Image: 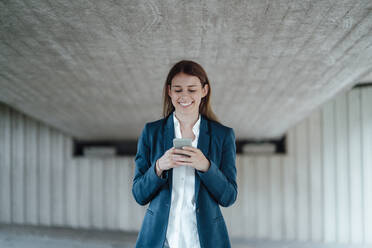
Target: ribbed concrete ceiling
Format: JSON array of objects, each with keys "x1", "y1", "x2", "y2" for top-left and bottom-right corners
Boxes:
[{"x1": 1, "y1": 0, "x2": 372, "y2": 140}]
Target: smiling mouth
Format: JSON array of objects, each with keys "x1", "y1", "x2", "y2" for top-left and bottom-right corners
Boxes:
[{"x1": 179, "y1": 101, "x2": 193, "y2": 107}]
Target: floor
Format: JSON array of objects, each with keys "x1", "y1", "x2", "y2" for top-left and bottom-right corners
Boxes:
[{"x1": 0, "y1": 224, "x2": 370, "y2": 248}]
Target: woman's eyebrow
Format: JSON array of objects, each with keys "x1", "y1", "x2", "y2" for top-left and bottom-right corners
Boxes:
[{"x1": 173, "y1": 84, "x2": 199, "y2": 87}]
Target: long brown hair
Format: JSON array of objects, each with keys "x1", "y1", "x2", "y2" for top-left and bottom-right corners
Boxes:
[{"x1": 162, "y1": 60, "x2": 219, "y2": 123}]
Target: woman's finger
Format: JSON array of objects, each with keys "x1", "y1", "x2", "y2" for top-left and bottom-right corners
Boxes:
[
  {"x1": 175, "y1": 160, "x2": 192, "y2": 165},
  {"x1": 182, "y1": 146, "x2": 198, "y2": 152},
  {"x1": 176, "y1": 156, "x2": 190, "y2": 162},
  {"x1": 172, "y1": 154, "x2": 185, "y2": 161},
  {"x1": 173, "y1": 148, "x2": 193, "y2": 157},
  {"x1": 167, "y1": 147, "x2": 175, "y2": 155}
]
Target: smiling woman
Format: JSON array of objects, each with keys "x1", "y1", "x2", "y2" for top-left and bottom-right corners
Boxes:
[
  {"x1": 132, "y1": 60, "x2": 237, "y2": 248},
  {"x1": 162, "y1": 60, "x2": 219, "y2": 123},
  {"x1": 166, "y1": 72, "x2": 209, "y2": 128}
]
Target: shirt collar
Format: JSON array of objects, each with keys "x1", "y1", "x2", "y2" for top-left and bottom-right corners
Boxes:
[{"x1": 173, "y1": 112, "x2": 201, "y2": 134}]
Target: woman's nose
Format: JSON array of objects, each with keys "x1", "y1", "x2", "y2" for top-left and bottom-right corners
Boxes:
[
  {"x1": 179, "y1": 92, "x2": 190, "y2": 98},
  {"x1": 181, "y1": 91, "x2": 189, "y2": 97}
]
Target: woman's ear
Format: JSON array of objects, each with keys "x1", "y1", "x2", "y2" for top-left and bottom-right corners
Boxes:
[
  {"x1": 167, "y1": 85, "x2": 172, "y2": 97},
  {"x1": 202, "y1": 84, "x2": 209, "y2": 98}
]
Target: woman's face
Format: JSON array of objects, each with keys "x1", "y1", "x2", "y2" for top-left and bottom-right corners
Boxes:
[{"x1": 168, "y1": 72, "x2": 208, "y2": 116}]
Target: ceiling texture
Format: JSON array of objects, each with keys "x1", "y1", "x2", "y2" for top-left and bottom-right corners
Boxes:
[{"x1": 1, "y1": 0, "x2": 372, "y2": 141}]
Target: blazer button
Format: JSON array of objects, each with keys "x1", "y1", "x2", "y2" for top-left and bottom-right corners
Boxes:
[{"x1": 196, "y1": 208, "x2": 199, "y2": 213}]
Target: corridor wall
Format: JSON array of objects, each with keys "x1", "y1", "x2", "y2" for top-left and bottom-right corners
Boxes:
[{"x1": 1, "y1": 86, "x2": 371, "y2": 244}]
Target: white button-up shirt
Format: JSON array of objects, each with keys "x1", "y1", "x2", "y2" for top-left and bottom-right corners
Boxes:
[{"x1": 165, "y1": 112, "x2": 201, "y2": 248}]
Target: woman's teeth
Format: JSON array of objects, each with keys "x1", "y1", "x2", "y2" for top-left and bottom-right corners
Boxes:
[{"x1": 179, "y1": 102, "x2": 192, "y2": 107}]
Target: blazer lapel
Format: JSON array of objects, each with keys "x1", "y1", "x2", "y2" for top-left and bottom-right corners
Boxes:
[
  {"x1": 164, "y1": 112, "x2": 175, "y2": 190},
  {"x1": 195, "y1": 114, "x2": 210, "y2": 203}
]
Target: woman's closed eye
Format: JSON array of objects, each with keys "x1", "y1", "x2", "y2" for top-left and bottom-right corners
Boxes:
[{"x1": 175, "y1": 90, "x2": 196, "y2": 93}]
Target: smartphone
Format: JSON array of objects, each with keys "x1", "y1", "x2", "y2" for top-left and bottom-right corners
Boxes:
[{"x1": 173, "y1": 138, "x2": 192, "y2": 157}]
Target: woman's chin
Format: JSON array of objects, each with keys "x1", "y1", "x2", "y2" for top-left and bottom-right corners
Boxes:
[{"x1": 176, "y1": 107, "x2": 196, "y2": 114}]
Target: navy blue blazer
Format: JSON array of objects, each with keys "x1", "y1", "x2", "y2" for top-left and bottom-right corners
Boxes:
[{"x1": 132, "y1": 112, "x2": 237, "y2": 248}]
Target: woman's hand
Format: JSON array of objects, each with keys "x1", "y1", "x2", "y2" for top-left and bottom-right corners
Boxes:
[
  {"x1": 156, "y1": 147, "x2": 182, "y2": 177},
  {"x1": 156, "y1": 146, "x2": 211, "y2": 177},
  {"x1": 172, "y1": 146, "x2": 211, "y2": 172}
]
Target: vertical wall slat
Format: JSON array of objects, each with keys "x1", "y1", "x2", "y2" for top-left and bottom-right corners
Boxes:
[
  {"x1": 237, "y1": 156, "x2": 248, "y2": 238},
  {"x1": 238, "y1": 156, "x2": 247, "y2": 238},
  {"x1": 335, "y1": 93, "x2": 350, "y2": 243},
  {"x1": 12, "y1": 110, "x2": 24, "y2": 224},
  {"x1": 246, "y1": 156, "x2": 256, "y2": 238},
  {"x1": 362, "y1": 87, "x2": 372, "y2": 244},
  {"x1": 112, "y1": 159, "x2": 119, "y2": 229},
  {"x1": 0, "y1": 105, "x2": 11, "y2": 223},
  {"x1": 65, "y1": 137, "x2": 78, "y2": 228},
  {"x1": 104, "y1": 158, "x2": 117, "y2": 229},
  {"x1": 270, "y1": 156, "x2": 282, "y2": 240},
  {"x1": 348, "y1": 89, "x2": 363, "y2": 243},
  {"x1": 38, "y1": 124, "x2": 51, "y2": 225},
  {"x1": 91, "y1": 159, "x2": 104, "y2": 229},
  {"x1": 296, "y1": 119, "x2": 309, "y2": 241},
  {"x1": 25, "y1": 117, "x2": 38, "y2": 225},
  {"x1": 322, "y1": 101, "x2": 337, "y2": 243},
  {"x1": 78, "y1": 158, "x2": 91, "y2": 228},
  {"x1": 117, "y1": 158, "x2": 128, "y2": 230},
  {"x1": 51, "y1": 130, "x2": 64, "y2": 226},
  {"x1": 127, "y1": 157, "x2": 137, "y2": 231},
  {"x1": 309, "y1": 109, "x2": 323, "y2": 242},
  {"x1": 256, "y1": 157, "x2": 269, "y2": 238},
  {"x1": 283, "y1": 129, "x2": 296, "y2": 240}
]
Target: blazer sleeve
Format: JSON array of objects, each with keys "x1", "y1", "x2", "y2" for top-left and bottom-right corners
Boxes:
[
  {"x1": 132, "y1": 123, "x2": 168, "y2": 206},
  {"x1": 197, "y1": 127, "x2": 237, "y2": 207}
]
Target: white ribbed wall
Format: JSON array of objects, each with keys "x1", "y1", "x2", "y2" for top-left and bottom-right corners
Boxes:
[
  {"x1": 0, "y1": 86, "x2": 372, "y2": 245},
  {"x1": 0, "y1": 105, "x2": 146, "y2": 231},
  {"x1": 223, "y1": 86, "x2": 372, "y2": 244}
]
